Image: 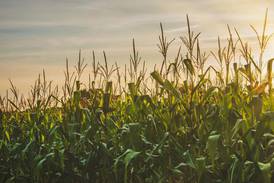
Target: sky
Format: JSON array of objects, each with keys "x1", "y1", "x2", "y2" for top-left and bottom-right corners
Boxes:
[{"x1": 0, "y1": 0, "x2": 273, "y2": 95}]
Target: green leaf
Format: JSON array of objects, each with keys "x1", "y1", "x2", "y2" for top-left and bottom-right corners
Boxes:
[
  {"x1": 232, "y1": 119, "x2": 243, "y2": 139},
  {"x1": 115, "y1": 149, "x2": 140, "y2": 168},
  {"x1": 128, "y1": 83, "x2": 137, "y2": 96},
  {"x1": 183, "y1": 59, "x2": 195, "y2": 75},
  {"x1": 182, "y1": 150, "x2": 196, "y2": 169},
  {"x1": 36, "y1": 153, "x2": 54, "y2": 170},
  {"x1": 196, "y1": 157, "x2": 206, "y2": 172},
  {"x1": 258, "y1": 162, "x2": 271, "y2": 183},
  {"x1": 267, "y1": 58, "x2": 274, "y2": 93},
  {"x1": 163, "y1": 80, "x2": 181, "y2": 100},
  {"x1": 5, "y1": 131, "x2": 10, "y2": 142},
  {"x1": 206, "y1": 133, "x2": 220, "y2": 162},
  {"x1": 124, "y1": 149, "x2": 140, "y2": 167},
  {"x1": 151, "y1": 71, "x2": 164, "y2": 85},
  {"x1": 22, "y1": 140, "x2": 35, "y2": 154},
  {"x1": 200, "y1": 87, "x2": 217, "y2": 104}
]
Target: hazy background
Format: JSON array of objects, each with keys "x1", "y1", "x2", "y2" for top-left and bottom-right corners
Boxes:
[{"x1": 0, "y1": 0, "x2": 273, "y2": 95}]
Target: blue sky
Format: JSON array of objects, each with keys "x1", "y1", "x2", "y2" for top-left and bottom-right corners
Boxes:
[{"x1": 0, "y1": 0, "x2": 273, "y2": 95}]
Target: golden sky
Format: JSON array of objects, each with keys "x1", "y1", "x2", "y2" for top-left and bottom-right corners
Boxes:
[{"x1": 0, "y1": 0, "x2": 273, "y2": 95}]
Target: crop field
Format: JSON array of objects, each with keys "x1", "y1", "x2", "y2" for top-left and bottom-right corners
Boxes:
[{"x1": 0, "y1": 14, "x2": 274, "y2": 183}]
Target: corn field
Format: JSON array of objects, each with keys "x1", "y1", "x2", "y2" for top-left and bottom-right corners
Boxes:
[{"x1": 0, "y1": 14, "x2": 274, "y2": 183}]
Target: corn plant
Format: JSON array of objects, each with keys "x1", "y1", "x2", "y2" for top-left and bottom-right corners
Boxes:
[{"x1": 0, "y1": 13, "x2": 273, "y2": 183}]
